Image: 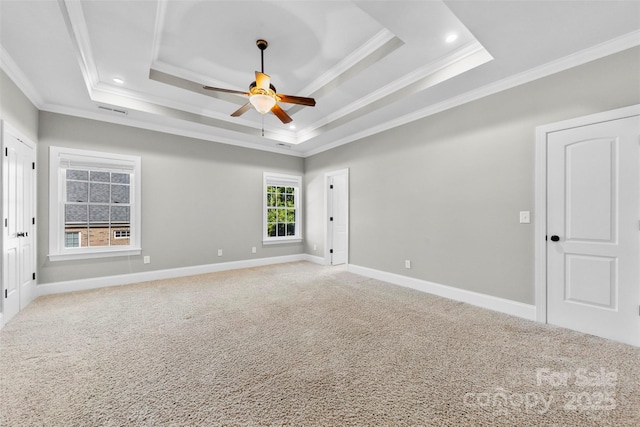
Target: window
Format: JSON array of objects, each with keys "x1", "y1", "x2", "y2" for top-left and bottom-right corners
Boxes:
[
  {"x1": 49, "y1": 146, "x2": 141, "y2": 261},
  {"x1": 263, "y1": 173, "x2": 302, "y2": 244},
  {"x1": 113, "y1": 230, "x2": 130, "y2": 239},
  {"x1": 65, "y1": 232, "x2": 81, "y2": 248}
]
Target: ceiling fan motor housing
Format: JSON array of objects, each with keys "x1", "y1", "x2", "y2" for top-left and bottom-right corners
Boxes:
[{"x1": 249, "y1": 81, "x2": 277, "y2": 93}]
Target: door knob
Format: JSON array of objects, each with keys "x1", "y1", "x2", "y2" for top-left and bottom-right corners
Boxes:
[{"x1": 550, "y1": 235, "x2": 560, "y2": 242}]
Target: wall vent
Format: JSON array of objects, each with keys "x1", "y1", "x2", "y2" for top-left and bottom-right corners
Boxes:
[{"x1": 98, "y1": 105, "x2": 128, "y2": 116}]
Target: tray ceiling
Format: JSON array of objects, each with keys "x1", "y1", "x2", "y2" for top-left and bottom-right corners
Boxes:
[{"x1": 1, "y1": 1, "x2": 639, "y2": 156}]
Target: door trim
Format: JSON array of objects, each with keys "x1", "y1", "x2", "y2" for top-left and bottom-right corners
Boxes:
[
  {"x1": 534, "y1": 104, "x2": 640, "y2": 323},
  {"x1": 324, "y1": 168, "x2": 349, "y2": 266}
]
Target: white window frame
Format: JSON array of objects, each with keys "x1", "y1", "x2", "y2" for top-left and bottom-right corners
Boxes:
[
  {"x1": 49, "y1": 146, "x2": 142, "y2": 261},
  {"x1": 263, "y1": 172, "x2": 302, "y2": 245}
]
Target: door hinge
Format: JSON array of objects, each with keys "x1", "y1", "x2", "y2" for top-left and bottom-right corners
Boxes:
[
  {"x1": 330, "y1": 217, "x2": 334, "y2": 222},
  {"x1": 32, "y1": 272, "x2": 36, "y2": 281},
  {"x1": 330, "y1": 249, "x2": 333, "y2": 254},
  {"x1": 4, "y1": 218, "x2": 7, "y2": 227},
  {"x1": 32, "y1": 217, "x2": 35, "y2": 225},
  {"x1": 32, "y1": 162, "x2": 35, "y2": 170},
  {"x1": 4, "y1": 147, "x2": 7, "y2": 156},
  {"x1": 330, "y1": 184, "x2": 334, "y2": 189},
  {"x1": 4, "y1": 289, "x2": 7, "y2": 298}
]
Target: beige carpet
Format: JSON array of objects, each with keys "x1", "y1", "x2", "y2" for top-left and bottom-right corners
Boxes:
[{"x1": 1, "y1": 261, "x2": 638, "y2": 426}]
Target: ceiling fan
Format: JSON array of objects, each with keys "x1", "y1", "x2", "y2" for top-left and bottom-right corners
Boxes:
[{"x1": 203, "y1": 39, "x2": 316, "y2": 124}]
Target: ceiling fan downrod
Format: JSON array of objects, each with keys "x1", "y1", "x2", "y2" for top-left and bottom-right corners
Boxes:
[{"x1": 256, "y1": 39, "x2": 268, "y2": 73}]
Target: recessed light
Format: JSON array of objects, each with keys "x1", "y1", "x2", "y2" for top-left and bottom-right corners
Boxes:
[
  {"x1": 445, "y1": 33, "x2": 458, "y2": 43},
  {"x1": 289, "y1": 124, "x2": 296, "y2": 130},
  {"x1": 112, "y1": 78, "x2": 124, "y2": 84}
]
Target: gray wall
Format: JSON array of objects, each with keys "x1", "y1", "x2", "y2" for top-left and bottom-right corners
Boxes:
[
  {"x1": 37, "y1": 113, "x2": 304, "y2": 284},
  {"x1": 0, "y1": 69, "x2": 38, "y2": 142},
  {"x1": 304, "y1": 46, "x2": 640, "y2": 305},
  {"x1": 4, "y1": 47, "x2": 640, "y2": 299}
]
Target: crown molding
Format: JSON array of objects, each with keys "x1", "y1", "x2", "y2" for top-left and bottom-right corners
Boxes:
[
  {"x1": 298, "y1": 29, "x2": 401, "y2": 98},
  {"x1": 150, "y1": 0, "x2": 169, "y2": 67},
  {"x1": 301, "y1": 29, "x2": 640, "y2": 157},
  {"x1": 39, "y1": 102, "x2": 304, "y2": 158},
  {"x1": 59, "y1": 0, "x2": 99, "y2": 93},
  {"x1": 0, "y1": 45, "x2": 44, "y2": 108},
  {"x1": 298, "y1": 41, "x2": 492, "y2": 143}
]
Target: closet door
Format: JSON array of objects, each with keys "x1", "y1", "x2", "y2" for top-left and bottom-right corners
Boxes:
[{"x1": 2, "y1": 122, "x2": 36, "y2": 325}]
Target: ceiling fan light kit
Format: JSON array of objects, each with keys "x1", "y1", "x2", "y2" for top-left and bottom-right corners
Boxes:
[
  {"x1": 250, "y1": 94, "x2": 276, "y2": 114},
  {"x1": 203, "y1": 39, "x2": 316, "y2": 124}
]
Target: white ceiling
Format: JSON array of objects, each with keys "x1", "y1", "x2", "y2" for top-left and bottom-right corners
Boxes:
[{"x1": 1, "y1": 1, "x2": 639, "y2": 157}]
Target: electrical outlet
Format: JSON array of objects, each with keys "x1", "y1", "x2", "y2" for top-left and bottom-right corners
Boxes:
[
  {"x1": 313, "y1": 244, "x2": 317, "y2": 251},
  {"x1": 405, "y1": 260, "x2": 411, "y2": 269},
  {"x1": 217, "y1": 249, "x2": 223, "y2": 257},
  {"x1": 519, "y1": 211, "x2": 531, "y2": 224},
  {"x1": 143, "y1": 256, "x2": 150, "y2": 264},
  {"x1": 252, "y1": 247, "x2": 256, "y2": 254}
]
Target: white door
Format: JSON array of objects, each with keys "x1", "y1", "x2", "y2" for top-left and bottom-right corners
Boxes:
[
  {"x1": 2, "y1": 122, "x2": 36, "y2": 325},
  {"x1": 327, "y1": 170, "x2": 349, "y2": 265},
  {"x1": 546, "y1": 115, "x2": 640, "y2": 346}
]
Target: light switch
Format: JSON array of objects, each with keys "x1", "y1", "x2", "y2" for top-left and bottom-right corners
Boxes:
[{"x1": 519, "y1": 211, "x2": 531, "y2": 224}]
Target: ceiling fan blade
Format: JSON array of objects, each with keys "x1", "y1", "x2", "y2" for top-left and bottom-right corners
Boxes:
[
  {"x1": 271, "y1": 103, "x2": 293, "y2": 124},
  {"x1": 255, "y1": 72, "x2": 271, "y2": 90},
  {"x1": 276, "y1": 94, "x2": 316, "y2": 107},
  {"x1": 203, "y1": 86, "x2": 249, "y2": 96},
  {"x1": 231, "y1": 102, "x2": 252, "y2": 117}
]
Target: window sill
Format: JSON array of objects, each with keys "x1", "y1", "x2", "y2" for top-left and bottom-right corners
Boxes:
[
  {"x1": 262, "y1": 238, "x2": 303, "y2": 246},
  {"x1": 48, "y1": 247, "x2": 142, "y2": 262}
]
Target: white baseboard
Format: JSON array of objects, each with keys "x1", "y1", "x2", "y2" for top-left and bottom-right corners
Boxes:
[
  {"x1": 302, "y1": 253, "x2": 326, "y2": 265},
  {"x1": 36, "y1": 254, "x2": 308, "y2": 297},
  {"x1": 348, "y1": 264, "x2": 536, "y2": 321},
  {"x1": 30, "y1": 258, "x2": 536, "y2": 322}
]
